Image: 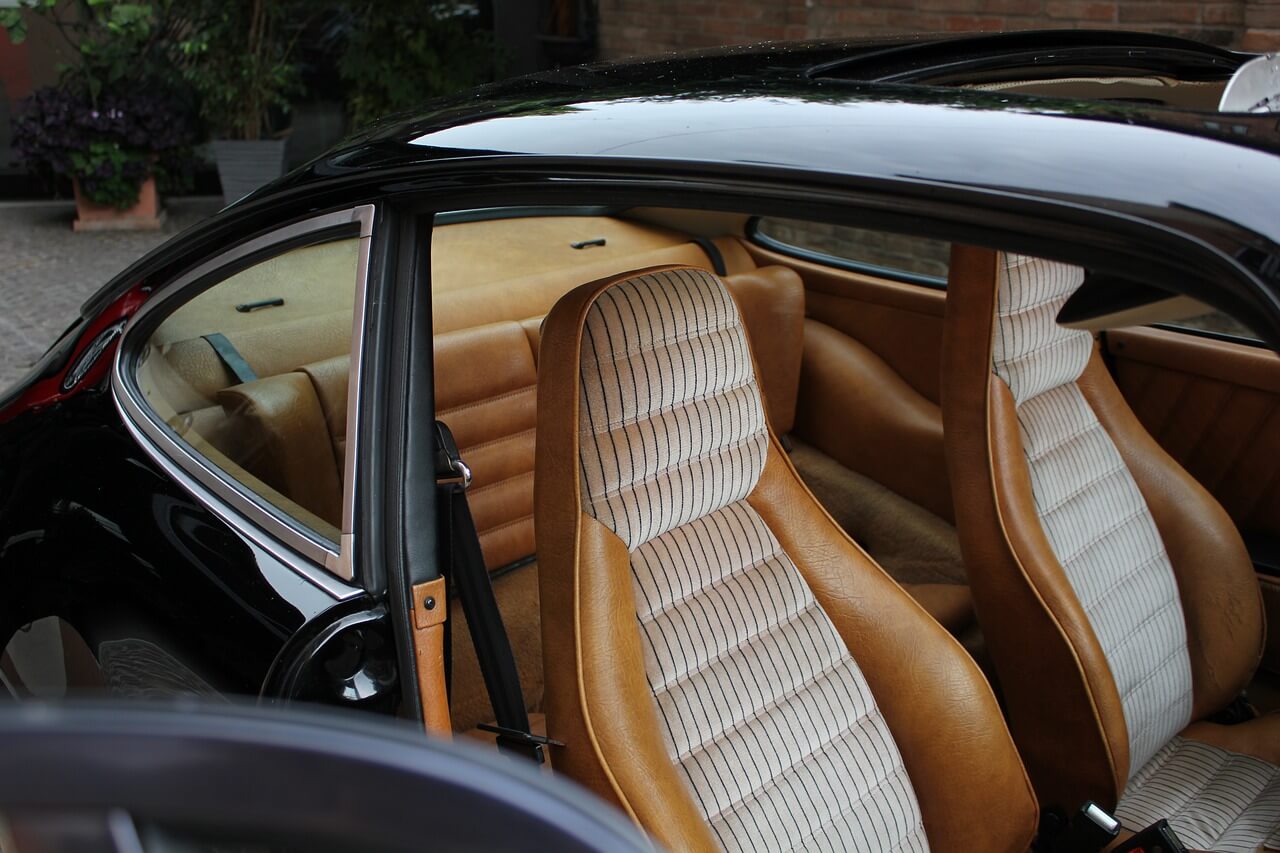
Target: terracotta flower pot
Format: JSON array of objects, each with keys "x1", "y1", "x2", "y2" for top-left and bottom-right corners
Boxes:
[{"x1": 72, "y1": 176, "x2": 165, "y2": 232}]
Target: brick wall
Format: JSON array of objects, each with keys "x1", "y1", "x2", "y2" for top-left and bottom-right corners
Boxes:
[{"x1": 598, "y1": 0, "x2": 1280, "y2": 58}]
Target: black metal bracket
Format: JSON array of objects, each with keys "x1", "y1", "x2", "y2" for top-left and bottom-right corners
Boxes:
[{"x1": 475, "y1": 723, "x2": 563, "y2": 765}]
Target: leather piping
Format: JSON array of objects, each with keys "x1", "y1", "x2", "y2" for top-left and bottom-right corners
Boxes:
[
  {"x1": 986, "y1": 377, "x2": 1124, "y2": 789},
  {"x1": 552, "y1": 264, "x2": 694, "y2": 825},
  {"x1": 944, "y1": 244, "x2": 1126, "y2": 802}
]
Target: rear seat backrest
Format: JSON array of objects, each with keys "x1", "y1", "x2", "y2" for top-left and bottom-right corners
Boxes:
[
  {"x1": 217, "y1": 372, "x2": 344, "y2": 526},
  {"x1": 211, "y1": 262, "x2": 808, "y2": 579},
  {"x1": 161, "y1": 310, "x2": 353, "y2": 409},
  {"x1": 434, "y1": 322, "x2": 540, "y2": 571}
]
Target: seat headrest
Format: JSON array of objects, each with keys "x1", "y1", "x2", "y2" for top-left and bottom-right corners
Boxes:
[
  {"x1": 575, "y1": 266, "x2": 770, "y2": 549},
  {"x1": 991, "y1": 252, "x2": 1091, "y2": 403}
]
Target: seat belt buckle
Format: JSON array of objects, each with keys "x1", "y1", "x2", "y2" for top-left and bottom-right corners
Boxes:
[
  {"x1": 475, "y1": 723, "x2": 563, "y2": 765},
  {"x1": 1110, "y1": 820, "x2": 1188, "y2": 853},
  {"x1": 434, "y1": 421, "x2": 472, "y2": 489},
  {"x1": 1042, "y1": 801, "x2": 1120, "y2": 852}
]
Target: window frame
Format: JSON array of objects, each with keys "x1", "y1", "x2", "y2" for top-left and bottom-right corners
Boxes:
[
  {"x1": 111, "y1": 205, "x2": 375, "y2": 588},
  {"x1": 1148, "y1": 321, "x2": 1266, "y2": 348},
  {"x1": 746, "y1": 215, "x2": 949, "y2": 291}
]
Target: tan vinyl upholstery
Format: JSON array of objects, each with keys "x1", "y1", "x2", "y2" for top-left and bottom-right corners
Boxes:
[
  {"x1": 536, "y1": 264, "x2": 1036, "y2": 852},
  {"x1": 724, "y1": 266, "x2": 805, "y2": 435},
  {"x1": 216, "y1": 368, "x2": 346, "y2": 526},
  {"x1": 943, "y1": 246, "x2": 1278, "y2": 850}
]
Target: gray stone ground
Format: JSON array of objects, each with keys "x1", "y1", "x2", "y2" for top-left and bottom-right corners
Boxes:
[{"x1": 0, "y1": 197, "x2": 223, "y2": 390}]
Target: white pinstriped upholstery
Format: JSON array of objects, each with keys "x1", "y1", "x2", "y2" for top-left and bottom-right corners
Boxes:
[
  {"x1": 992, "y1": 253, "x2": 1193, "y2": 776},
  {"x1": 579, "y1": 267, "x2": 768, "y2": 549},
  {"x1": 579, "y1": 267, "x2": 928, "y2": 853},
  {"x1": 1117, "y1": 737, "x2": 1280, "y2": 853}
]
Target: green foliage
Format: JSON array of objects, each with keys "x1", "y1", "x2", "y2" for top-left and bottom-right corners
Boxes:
[
  {"x1": 0, "y1": 9, "x2": 28, "y2": 44},
  {"x1": 177, "y1": 0, "x2": 314, "y2": 140},
  {"x1": 68, "y1": 141, "x2": 148, "y2": 208},
  {"x1": 338, "y1": 1, "x2": 496, "y2": 129},
  {"x1": 0, "y1": 1, "x2": 193, "y2": 103}
]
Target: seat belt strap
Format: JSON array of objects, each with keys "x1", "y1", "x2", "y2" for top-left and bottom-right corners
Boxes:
[
  {"x1": 203, "y1": 333, "x2": 258, "y2": 384},
  {"x1": 434, "y1": 421, "x2": 557, "y2": 763},
  {"x1": 693, "y1": 236, "x2": 728, "y2": 276}
]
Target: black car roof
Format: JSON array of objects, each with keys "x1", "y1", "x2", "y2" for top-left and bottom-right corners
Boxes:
[{"x1": 79, "y1": 31, "x2": 1279, "y2": 338}]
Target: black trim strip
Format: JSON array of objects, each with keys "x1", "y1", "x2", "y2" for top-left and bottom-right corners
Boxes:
[
  {"x1": 1149, "y1": 321, "x2": 1265, "y2": 349},
  {"x1": 693, "y1": 237, "x2": 727, "y2": 276},
  {"x1": 432, "y1": 205, "x2": 617, "y2": 226}
]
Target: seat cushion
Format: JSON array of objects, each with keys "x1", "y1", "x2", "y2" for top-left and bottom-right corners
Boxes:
[
  {"x1": 1117, "y1": 735, "x2": 1280, "y2": 853},
  {"x1": 632, "y1": 498, "x2": 927, "y2": 851},
  {"x1": 788, "y1": 439, "x2": 973, "y2": 634}
]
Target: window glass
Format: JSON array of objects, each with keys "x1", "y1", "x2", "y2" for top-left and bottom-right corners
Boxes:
[
  {"x1": 1158, "y1": 311, "x2": 1259, "y2": 341},
  {"x1": 754, "y1": 217, "x2": 950, "y2": 282},
  {"x1": 135, "y1": 237, "x2": 360, "y2": 542}
]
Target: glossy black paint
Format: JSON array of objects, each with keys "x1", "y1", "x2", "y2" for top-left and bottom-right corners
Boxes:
[
  {"x1": 0, "y1": 386, "x2": 297, "y2": 694},
  {"x1": 49, "y1": 33, "x2": 1272, "y2": 353},
  {"x1": 1, "y1": 31, "x2": 1277, "y2": 720},
  {"x1": 0, "y1": 703, "x2": 649, "y2": 852}
]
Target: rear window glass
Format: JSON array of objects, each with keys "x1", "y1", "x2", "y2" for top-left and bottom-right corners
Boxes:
[{"x1": 135, "y1": 237, "x2": 360, "y2": 543}]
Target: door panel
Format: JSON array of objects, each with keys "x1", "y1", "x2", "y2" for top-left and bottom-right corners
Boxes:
[
  {"x1": 1109, "y1": 327, "x2": 1280, "y2": 678},
  {"x1": 1108, "y1": 326, "x2": 1280, "y2": 539}
]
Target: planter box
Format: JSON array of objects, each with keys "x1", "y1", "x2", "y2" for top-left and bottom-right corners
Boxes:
[
  {"x1": 72, "y1": 176, "x2": 165, "y2": 232},
  {"x1": 213, "y1": 139, "x2": 288, "y2": 206}
]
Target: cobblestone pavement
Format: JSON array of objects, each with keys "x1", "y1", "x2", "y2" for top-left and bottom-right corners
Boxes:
[{"x1": 0, "y1": 197, "x2": 223, "y2": 390}]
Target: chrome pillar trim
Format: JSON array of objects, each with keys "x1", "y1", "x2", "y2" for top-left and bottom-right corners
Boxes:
[
  {"x1": 336, "y1": 205, "x2": 376, "y2": 582},
  {"x1": 112, "y1": 205, "x2": 376, "y2": 588}
]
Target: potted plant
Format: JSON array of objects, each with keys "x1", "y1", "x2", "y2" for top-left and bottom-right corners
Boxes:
[
  {"x1": 179, "y1": 0, "x2": 313, "y2": 204},
  {"x1": 11, "y1": 86, "x2": 196, "y2": 230},
  {"x1": 1, "y1": 1, "x2": 198, "y2": 229}
]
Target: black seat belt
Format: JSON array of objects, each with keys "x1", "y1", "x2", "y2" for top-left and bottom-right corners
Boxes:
[
  {"x1": 693, "y1": 236, "x2": 727, "y2": 276},
  {"x1": 434, "y1": 420, "x2": 557, "y2": 763},
  {"x1": 203, "y1": 333, "x2": 257, "y2": 384}
]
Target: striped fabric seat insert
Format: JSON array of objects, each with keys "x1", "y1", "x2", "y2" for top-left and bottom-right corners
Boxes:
[
  {"x1": 578, "y1": 267, "x2": 928, "y2": 852},
  {"x1": 1117, "y1": 737, "x2": 1280, "y2": 853},
  {"x1": 991, "y1": 253, "x2": 1193, "y2": 775}
]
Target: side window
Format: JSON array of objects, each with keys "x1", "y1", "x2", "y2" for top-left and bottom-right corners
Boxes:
[
  {"x1": 1157, "y1": 311, "x2": 1260, "y2": 342},
  {"x1": 752, "y1": 217, "x2": 950, "y2": 285},
  {"x1": 132, "y1": 234, "x2": 361, "y2": 547}
]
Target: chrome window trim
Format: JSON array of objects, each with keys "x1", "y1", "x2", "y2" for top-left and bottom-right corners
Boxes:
[
  {"x1": 113, "y1": 408, "x2": 361, "y2": 602},
  {"x1": 112, "y1": 206, "x2": 375, "y2": 586}
]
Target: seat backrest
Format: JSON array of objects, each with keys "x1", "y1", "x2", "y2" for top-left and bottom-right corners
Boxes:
[
  {"x1": 536, "y1": 264, "x2": 1036, "y2": 851},
  {"x1": 941, "y1": 246, "x2": 1264, "y2": 810},
  {"x1": 432, "y1": 264, "x2": 807, "y2": 573},
  {"x1": 435, "y1": 321, "x2": 541, "y2": 571}
]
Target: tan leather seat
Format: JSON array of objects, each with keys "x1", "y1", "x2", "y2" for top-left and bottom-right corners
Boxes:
[
  {"x1": 536, "y1": 264, "x2": 1036, "y2": 851},
  {"x1": 943, "y1": 246, "x2": 1279, "y2": 848},
  {"x1": 438, "y1": 266, "x2": 808, "y2": 731}
]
